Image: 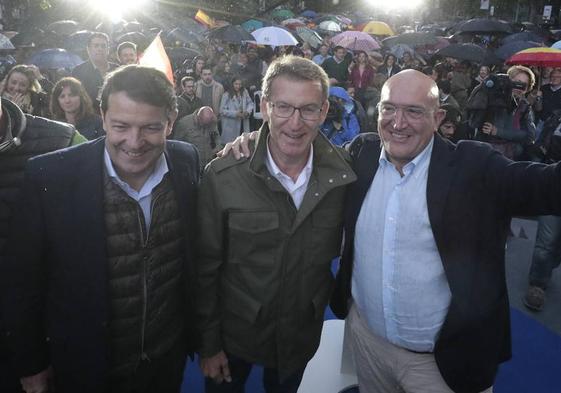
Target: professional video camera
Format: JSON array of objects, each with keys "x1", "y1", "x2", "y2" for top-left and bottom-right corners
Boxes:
[{"x1": 465, "y1": 73, "x2": 526, "y2": 133}]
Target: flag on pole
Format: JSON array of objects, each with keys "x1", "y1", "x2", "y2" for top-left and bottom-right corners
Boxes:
[
  {"x1": 139, "y1": 34, "x2": 174, "y2": 84},
  {"x1": 195, "y1": 9, "x2": 214, "y2": 28}
]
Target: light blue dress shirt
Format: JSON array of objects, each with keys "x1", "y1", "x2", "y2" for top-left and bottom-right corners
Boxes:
[
  {"x1": 351, "y1": 136, "x2": 451, "y2": 352},
  {"x1": 104, "y1": 148, "x2": 169, "y2": 232}
]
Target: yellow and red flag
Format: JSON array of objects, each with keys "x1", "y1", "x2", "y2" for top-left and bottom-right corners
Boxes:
[
  {"x1": 195, "y1": 9, "x2": 214, "y2": 28},
  {"x1": 139, "y1": 34, "x2": 174, "y2": 84}
]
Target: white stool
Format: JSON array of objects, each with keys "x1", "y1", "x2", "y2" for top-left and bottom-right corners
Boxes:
[{"x1": 298, "y1": 319, "x2": 358, "y2": 393}]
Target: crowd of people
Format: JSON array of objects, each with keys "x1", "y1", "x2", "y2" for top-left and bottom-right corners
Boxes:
[{"x1": 0, "y1": 10, "x2": 561, "y2": 393}]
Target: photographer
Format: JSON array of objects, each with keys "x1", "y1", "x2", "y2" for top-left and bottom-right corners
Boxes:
[
  {"x1": 468, "y1": 65, "x2": 536, "y2": 160},
  {"x1": 320, "y1": 87, "x2": 360, "y2": 146}
]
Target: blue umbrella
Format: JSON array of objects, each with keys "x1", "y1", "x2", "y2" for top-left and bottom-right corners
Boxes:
[
  {"x1": 501, "y1": 32, "x2": 546, "y2": 45},
  {"x1": 553, "y1": 40, "x2": 561, "y2": 50},
  {"x1": 241, "y1": 19, "x2": 266, "y2": 33},
  {"x1": 0, "y1": 33, "x2": 15, "y2": 50},
  {"x1": 301, "y1": 10, "x2": 318, "y2": 19},
  {"x1": 495, "y1": 41, "x2": 542, "y2": 60},
  {"x1": 28, "y1": 48, "x2": 83, "y2": 70}
]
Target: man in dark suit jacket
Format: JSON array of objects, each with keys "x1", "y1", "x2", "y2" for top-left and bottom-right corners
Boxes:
[
  {"x1": 1, "y1": 66, "x2": 199, "y2": 393},
  {"x1": 331, "y1": 70, "x2": 561, "y2": 393}
]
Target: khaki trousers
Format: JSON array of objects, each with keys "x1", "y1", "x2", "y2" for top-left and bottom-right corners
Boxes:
[{"x1": 346, "y1": 304, "x2": 493, "y2": 393}]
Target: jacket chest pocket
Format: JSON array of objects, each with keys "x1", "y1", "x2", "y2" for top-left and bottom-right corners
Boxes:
[{"x1": 227, "y1": 211, "x2": 280, "y2": 266}]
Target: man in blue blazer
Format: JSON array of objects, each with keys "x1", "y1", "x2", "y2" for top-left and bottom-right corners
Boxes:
[
  {"x1": 331, "y1": 70, "x2": 561, "y2": 393},
  {"x1": 1, "y1": 66, "x2": 200, "y2": 393}
]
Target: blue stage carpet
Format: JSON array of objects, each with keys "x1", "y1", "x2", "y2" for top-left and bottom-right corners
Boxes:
[{"x1": 181, "y1": 306, "x2": 561, "y2": 393}]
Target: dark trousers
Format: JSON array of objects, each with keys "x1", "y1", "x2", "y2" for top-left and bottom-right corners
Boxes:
[
  {"x1": 205, "y1": 353, "x2": 304, "y2": 393},
  {"x1": 529, "y1": 215, "x2": 561, "y2": 288},
  {"x1": 106, "y1": 345, "x2": 187, "y2": 393}
]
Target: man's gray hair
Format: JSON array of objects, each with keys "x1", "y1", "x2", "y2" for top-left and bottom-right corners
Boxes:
[{"x1": 262, "y1": 55, "x2": 329, "y2": 101}]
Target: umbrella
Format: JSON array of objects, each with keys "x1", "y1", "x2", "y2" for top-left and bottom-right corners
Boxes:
[
  {"x1": 301, "y1": 10, "x2": 318, "y2": 19},
  {"x1": 177, "y1": 18, "x2": 207, "y2": 34},
  {"x1": 63, "y1": 30, "x2": 93, "y2": 53},
  {"x1": 47, "y1": 20, "x2": 80, "y2": 36},
  {"x1": 281, "y1": 18, "x2": 306, "y2": 30},
  {"x1": 506, "y1": 47, "x2": 561, "y2": 67},
  {"x1": 501, "y1": 31, "x2": 546, "y2": 45},
  {"x1": 331, "y1": 31, "x2": 380, "y2": 52},
  {"x1": 251, "y1": 27, "x2": 298, "y2": 47},
  {"x1": 241, "y1": 19, "x2": 267, "y2": 33},
  {"x1": 361, "y1": 21, "x2": 394, "y2": 36},
  {"x1": 27, "y1": 48, "x2": 83, "y2": 69},
  {"x1": 552, "y1": 40, "x2": 561, "y2": 50},
  {"x1": 295, "y1": 27, "x2": 323, "y2": 49},
  {"x1": 435, "y1": 43, "x2": 501, "y2": 65},
  {"x1": 454, "y1": 18, "x2": 512, "y2": 34},
  {"x1": 495, "y1": 41, "x2": 542, "y2": 60},
  {"x1": 318, "y1": 21, "x2": 342, "y2": 33},
  {"x1": 382, "y1": 32, "x2": 437, "y2": 47},
  {"x1": 10, "y1": 28, "x2": 44, "y2": 48},
  {"x1": 0, "y1": 33, "x2": 15, "y2": 50},
  {"x1": 206, "y1": 25, "x2": 254, "y2": 44},
  {"x1": 116, "y1": 32, "x2": 148, "y2": 49},
  {"x1": 123, "y1": 21, "x2": 143, "y2": 33},
  {"x1": 389, "y1": 44, "x2": 414, "y2": 59},
  {"x1": 271, "y1": 9, "x2": 295, "y2": 21},
  {"x1": 166, "y1": 47, "x2": 202, "y2": 69},
  {"x1": 166, "y1": 28, "x2": 203, "y2": 45}
]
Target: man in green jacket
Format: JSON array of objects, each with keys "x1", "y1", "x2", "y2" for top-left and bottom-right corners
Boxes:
[{"x1": 198, "y1": 56, "x2": 356, "y2": 392}]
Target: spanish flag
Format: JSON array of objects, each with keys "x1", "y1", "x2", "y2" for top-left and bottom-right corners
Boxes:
[
  {"x1": 139, "y1": 34, "x2": 174, "y2": 84},
  {"x1": 195, "y1": 9, "x2": 214, "y2": 28}
]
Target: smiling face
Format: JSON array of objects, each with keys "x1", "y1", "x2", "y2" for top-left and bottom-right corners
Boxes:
[
  {"x1": 118, "y1": 47, "x2": 137, "y2": 65},
  {"x1": 378, "y1": 70, "x2": 444, "y2": 172},
  {"x1": 57, "y1": 86, "x2": 81, "y2": 115},
  {"x1": 6, "y1": 72, "x2": 31, "y2": 96},
  {"x1": 261, "y1": 76, "x2": 328, "y2": 167},
  {"x1": 102, "y1": 91, "x2": 176, "y2": 190}
]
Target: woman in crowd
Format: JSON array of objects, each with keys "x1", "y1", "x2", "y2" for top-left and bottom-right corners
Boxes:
[
  {"x1": 377, "y1": 54, "x2": 401, "y2": 80},
  {"x1": 479, "y1": 65, "x2": 536, "y2": 160},
  {"x1": 219, "y1": 76, "x2": 254, "y2": 144},
  {"x1": 50, "y1": 77, "x2": 104, "y2": 140},
  {"x1": 0, "y1": 64, "x2": 48, "y2": 116},
  {"x1": 400, "y1": 51, "x2": 414, "y2": 69},
  {"x1": 349, "y1": 51, "x2": 375, "y2": 109},
  {"x1": 438, "y1": 104, "x2": 469, "y2": 143},
  {"x1": 471, "y1": 65, "x2": 491, "y2": 93}
]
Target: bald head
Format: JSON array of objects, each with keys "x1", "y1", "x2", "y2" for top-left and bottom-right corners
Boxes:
[
  {"x1": 377, "y1": 69, "x2": 446, "y2": 174},
  {"x1": 382, "y1": 69, "x2": 440, "y2": 111},
  {"x1": 197, "y1": 106, "x2": 217, "y2": 126}
]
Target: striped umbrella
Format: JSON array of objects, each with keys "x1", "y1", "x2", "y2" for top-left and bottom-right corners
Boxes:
[{"x1": 506, "y1": 47, "x2": 561, "y2": 67}]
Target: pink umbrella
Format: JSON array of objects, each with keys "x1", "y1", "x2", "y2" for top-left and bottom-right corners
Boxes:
[{"x1": 331, "y1": 31, "x2": 380, "y2": 52}]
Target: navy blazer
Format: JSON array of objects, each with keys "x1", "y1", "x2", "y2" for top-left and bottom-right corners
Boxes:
[
  {"x1": 1, "y1": 138, "x2": 199, "y2": 393},
  {"x1": 332, "y1": 133, "x2": 561, "y2": 393}
]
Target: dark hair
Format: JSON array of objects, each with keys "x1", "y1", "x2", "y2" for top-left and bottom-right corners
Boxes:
[
  {"x1": 440, "y1": 103, "x2": 462, "y2": 126},
  {"x1": 437, "y1": 79, "x2": 452, "y2": 95},
  {"x1": 117, "y1": 41, "x2": 136, "y2": 57},
  {"x1": 50, "y1": 77, "x2": 95, "y2": 122},
  {"x1": 100, "y1": 65, "x2": 177, "y2": 116},
  {"x1": 226, "y1": 75, "x2": 245, "y2": 96},
  {"x1": 333, "y1": 45, "x2": 345, "y2": 52},
  {"x1": 88, "y1": 32, "x2": 110, "y2": 47},
  {"x1": 422, "y1": 66, "x2": 434, "y2": 76},
  {"x1": 383, "y1": 54, "x2": 396, "y2": 66},
  {"x1": 181, "y1": 75, "x2": 195, "y2": 87}
]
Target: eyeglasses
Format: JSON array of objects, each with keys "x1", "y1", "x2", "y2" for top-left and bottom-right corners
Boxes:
[
  {"x1": 378, "y1": 103, "x2": 432, "y2": 121},
  {"x1": 268, "y1": 102, "x2": 323, "y2": 121}
]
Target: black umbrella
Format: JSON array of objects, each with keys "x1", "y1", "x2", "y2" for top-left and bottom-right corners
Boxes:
[
  {"x1": 117, "y1": 32, "x2": 148, "y2": 46},
  {"x1": 124, "y1": 21, "x2": 143, "y2": 33},
  {"x1": 166, "y1": 28, "x2": 204, "y2": 46},
  {"x1": 63, "y1": 30, "x2": 93, "y2": 53},
  {"x1": 435, "y1": 43, "x2": 501, "y2": 65},
  {"x1": 166, "y1": 47, "x2": 202, "y2": 69},
  {"x1": 47, "y1": 20, "x2": 81, "y2": 36},
  {"x1": 495, "y1": 41, "x2": 542, "y2": 60},
  {"x1": 27, "y1": 48, "x2": 83, "y2": 69},
  {"x1": 501, "y1": 32, "x2": 546, "y2": 45},
  {"x1": 454, "y1": 18, "x2": 512, "y2": 34},
  {"x1": 11, "y1": 28, "x2": 44, "y2": 48},
  {"x1": 382, "y1": 32, "x2": 438, "y2": 47},
  {"x1": 206, "y1": 25, "x2": 254, "y2": 43}
]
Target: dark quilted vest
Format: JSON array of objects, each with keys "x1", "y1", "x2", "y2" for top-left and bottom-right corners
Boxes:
[
  {"x1": 0, "y1": 113, "x2": 74, "y2": 253},
  {"x1": 103, "y1": 173, "x2": 186, "y2": 378}
]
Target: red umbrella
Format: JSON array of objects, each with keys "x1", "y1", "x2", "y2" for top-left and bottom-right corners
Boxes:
[{"x1": 506, "y1": 47, "x2": 561, "y2": 67}]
